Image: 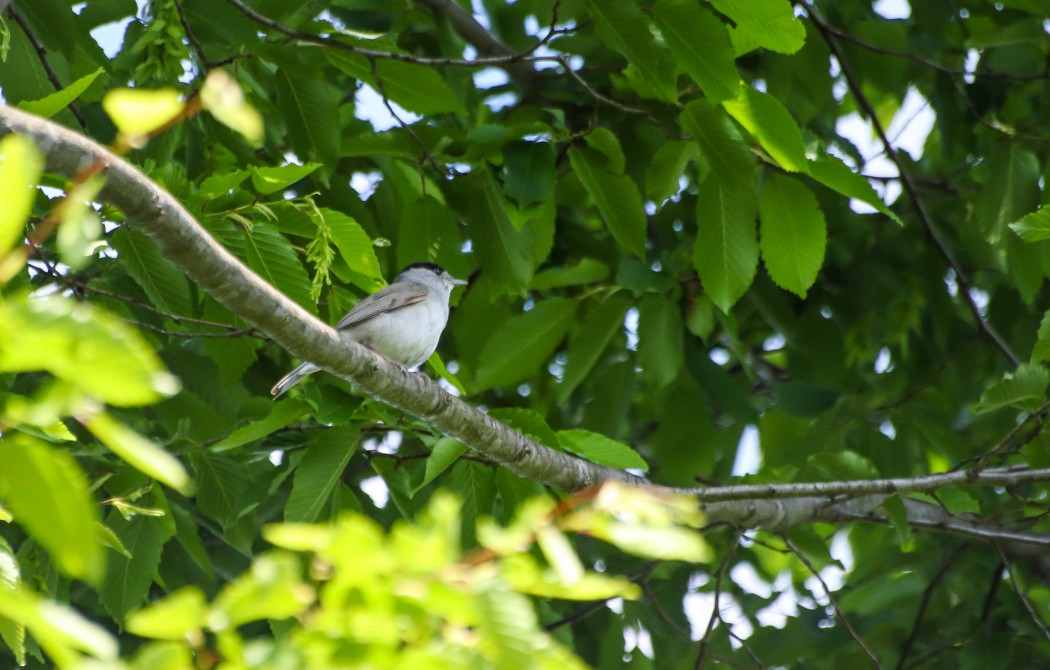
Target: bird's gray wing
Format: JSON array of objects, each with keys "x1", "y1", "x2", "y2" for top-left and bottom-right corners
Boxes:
[{"x1": 334, "y1": 283, "x2": 428, "y2": 330}]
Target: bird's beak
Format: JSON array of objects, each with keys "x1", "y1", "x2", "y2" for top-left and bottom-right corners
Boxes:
[{"x1": 450, "y1": 276, "x2": 468, "y2": 286}]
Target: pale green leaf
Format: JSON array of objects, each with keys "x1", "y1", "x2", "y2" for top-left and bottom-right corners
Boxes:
[
  {"x1": 475, "y1": 298, "x2": 578, "y2": 390},
  {"x1": 200, "y1": 69, "x2": 263, "y2": 145},
  {"x1": 978, "y1": 145, "x2": 1040, "y2": 243},
  {"x1": 126, "y1": 587, "x2": 206, "y2": 640},
  {"x1": 209, "y1": 552, "x2": 313, "y2": 630},
  {"x1": 415, "y1": 437, "x2": 468, "y2": 494},
  {"x1": 596, "y1": 523, "x2": 710, "y2": 562},
  {"x1": 556, "y1": 429, "x2": 648, "y2": 471},
  {"x1": 652, "y1": 0, "x2": 739, "y2": 102},
  {"x1": 102, "y1": 88, "x2": 184, "y2": 136},
  {"x1": 0, "y1": 435, "x2": 101, "y2": 583},
  {"x1": 110, "y1": 226, "x2": 193, "y2": 315},
  {"x1": 759, "y1": 174, "x2": 827, "y2": 298},
  {"x1": 192, "y1": 453, "x2": 250, "y2": 525},
  {"x1": 251, "y1": 162, "x2": 321, "y2": 194},
  {"x1": 18, "y1": 67, "x2": 103, "y2": 118},
  {"x1": 583, "y1": 128, "x2": 626, "y2": 174},
  {"x1": 0, "y1": 295, "x2": 179, "y2": 405},
  {"x1": 708, "y1": 0, "x2": 806, "y2": 54},
  {"x1": 274, "y1": 67, "x2": 339, "y2": 168},
  {"x1": 83, "y1": 411, "x2": 193, "y2": 495},
  {"x1": 723, "y1": 85, "x2": 808, "y2": 172},
  {"x1": 976, "y1": 364, "x2": 1050, "y2": 413},
  {"x1": 568, "y1": 147, "x2": 647, "y2": 259},
  {"x1": 693, "y1": 174, "x2": 759, "y2": 312},
  {"x1": 0, "y1": 134, "x2": 42, "y2": 257},
  {"x1": 1009, "y1": 207, "x2": 1050, "y2": 242},
  {"x1": 285, "y1": 427, "x2": 360, "y2": 522}
]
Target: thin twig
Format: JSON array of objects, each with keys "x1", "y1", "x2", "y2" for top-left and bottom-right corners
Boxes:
[
  {"x1": 173, "y1": 0, "x2": 214, "y2": 69},
  {"x1": 801, "y1": 0, "x2": 1022, "y2": 368},
  {"x1": 894, "y1": 546, "x2": 963, "y2": 670},
  {"x1": 786, "y1": 538, "x2": 882, "y2": 669},
  {"x1": 696, "y1": 535, "x2": 743, "y2": 669},
  {"x1": 994, "y1": 543, "x2": 1050, "y2": 642},
  {"x1": 367, "y1": 57, "x2": 444, "y2": 176},
  {"x1": 7, "y1": 6, "x2": 88, "y2": 129}
]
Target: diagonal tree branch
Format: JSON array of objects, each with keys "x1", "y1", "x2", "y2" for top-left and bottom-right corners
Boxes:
[
  {"x1": 6, "y1": 105, "x2": 1050, "y2": 554},
  {"x1": 800, "y1": 0, "x2": 1022, "y2": 368}
]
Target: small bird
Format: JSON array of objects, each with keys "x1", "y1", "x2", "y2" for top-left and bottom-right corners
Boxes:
[{"x1": 271, "y1": 262, "x2": 467, "y2": 397}]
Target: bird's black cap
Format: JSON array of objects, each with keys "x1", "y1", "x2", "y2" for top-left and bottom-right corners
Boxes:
[{"x1": 400, "y1": 262, "x2": 446, "y2": 274}]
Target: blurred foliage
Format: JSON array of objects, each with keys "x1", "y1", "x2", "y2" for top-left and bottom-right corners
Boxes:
[{"x1": 3, "y1": 0, "x2": 1050, "y2": 667}]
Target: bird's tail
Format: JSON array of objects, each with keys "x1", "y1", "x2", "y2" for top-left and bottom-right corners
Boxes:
[{"x1": 270, "y1": 362, "x2": 320, "y2": 397}]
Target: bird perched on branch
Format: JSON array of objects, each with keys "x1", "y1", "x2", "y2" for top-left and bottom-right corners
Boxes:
[{"x1": 271, "y1": 262, "x2": 467, "y2": 397}]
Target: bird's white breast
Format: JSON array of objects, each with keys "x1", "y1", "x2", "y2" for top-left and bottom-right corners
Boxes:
[{"x1": 347, "y1": 295, "x2": 448, "y2": 369}]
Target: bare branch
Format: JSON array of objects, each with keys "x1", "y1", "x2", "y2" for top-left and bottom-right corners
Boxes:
[
  {"x1": 7, "y1": 6, "x2": 87, "y2": 129},
  {"x1": 893, "y1": 547, "x2": 963, "y2": 670},
  {"x1": 994, "y1": 543, "x2": 1050, "y2": 642},
  {"x1": 800, "y1": 0, "x2": 1022, "y2": 368},
  {"x1": 786, "y1": 538, "x2": 882, "y2": 669}
]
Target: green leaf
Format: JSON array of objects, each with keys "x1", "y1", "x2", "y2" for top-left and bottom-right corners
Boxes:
[
  {"x1": 200, "y1": 69, "x2": 263, "y2": 145},
  {"x1": 637, "y1": 293, "x2": 684, "y2": 391},
  {"x1": 451, "y1": 461, "x2": 497, "y2": 548},
  {"x1": 759, "y1": 174, "x2": 827, "y2": 298},
  {"x1": 110, "y1": 226, "x2": 193, "y2": 315},
  {"x1": 881, "y1": 495, "x2": 913, "y2": 550},
  {"x1": 0, "y1": 435, "x2": 102, "y2": 583},
  {"x1": 693, "y1": 174, "x2": 759, "y2": 312},
  {"x1": 241, "y1": 221, "x2": 316, "y2": 312},
  {"x1": 211, "y1": 399, "x2": 310, "y2": 452},
  {"x1": 528, "y1": 259, "x2": 610, "y2": 291},
  {"x1": 0, "y1": 134, "x2": 42, "y2": 258},
  {"x1": 0, "y1": 545, "x2": 24, "y2": 665},
  {"x1": 586, "y1": 0, "x2": 677, "y2": 101},
  {"x1": 463, "y1": 171, "x2": 536, "y2": 293},
  {"x1": 584, "y1": 128, "x2": 626, "y2": 174},
  {"x1": 680, "y1": 100, "x2": 755, "y2": 184},
  {"x1": 808, "y1": 156, "x2": 903, "y2": 225},
  {"x1": 475, "y1": 298, "x2": 578, "y2": 390},
  {"x1": 808, "y1": 451, "x2": 880, "y2": 480},
  {"x1": 100, "y1": 514, "x2": 171, "y2": 621},
  {"x1": 0, "y1": 295, "x2": 179, "y2": 405},
  {"x1": 84, "y1": 411, "x2": 193, "y2": 494},
  {"x1": 193, "y1": 453, "x2": 250, "y2": 525},
  {"x1": 502, "y1": 141, "x2": 556, "y2": 206},
  {"x1": 326, "y1": 52, "x2": 465, "y2": 115},
  {"x1": 251, "y1": 162, "x2": 321, "y2": 194},
  {"x1": 568, "y1": 147, "x2": 647, "y2": 259},
  {"x1": 285, "y1": 427, "x2": 361, "y2": 522},
  {"x1": 1032, "y1": 311, "x2": 1050, "y2": 364},
  {"x1": 126, "y1": 587, "x2": 206, "y2": 641},
  {"x1": 556, "y1": 429, "x2": 648, "y2": 471},
  {"x1": 1009, "y1": 207, "x2": 1050, "y2": 242},
  {"x1": 398, "y1": 195, "x2": 465, "y2": 275},
  {"x1": 559, "y1": 294, "x2": 631, "y2": 402},
  {"x1": 102, "y1": 88, "x2": 184, "y2": 137},
  {"x1": 708, "y1": 0, "x2": 806, "y2": 54},
  {"x1": 976, "y1": 364, "x2": 1050, "y2": 414},
  {"x1": 414, "y1": 437, "x2": 468, "y2": 494},
  {"x1": 978, "y1": 145, "x2": 1040, "y2": 243},
  {"x1": 274, "y1": 66, "x2": 339, "y2": 168},
  {"x1": 772, "y1": 381, "x2": 841, "y2": 417},
  {"x1": 722, "y1": 85, "x2": 808, "y2": 173},
  {"x1": 210, "y1": 552, "x2": 313, "y2": 629},
  {"x1": 488, "y1": 408, "x2": 561, "y2": 449},
  {"x1": 652, "y1": 0, "x2": 739, "y2": 102},
  {"x1": 317, "y1": 208, "x2": 384, "y2": 290},
  {"x1": 646, "y1": 140, "x2": 698, "y2": 204},
  {"x1": 18, "y1": 67, "x2": 102, "y2": 118}
]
